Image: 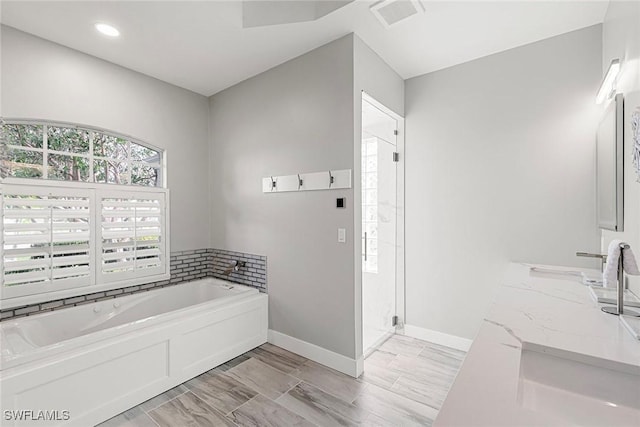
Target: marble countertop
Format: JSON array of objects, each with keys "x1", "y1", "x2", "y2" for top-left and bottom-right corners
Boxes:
[{"x1": 434, "y1": 263, "x2": 640, "y2": 426}]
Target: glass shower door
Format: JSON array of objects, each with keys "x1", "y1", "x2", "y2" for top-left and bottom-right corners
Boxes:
[{"x1": 362, "y1": 97, "x2": 397, "y2": 354}]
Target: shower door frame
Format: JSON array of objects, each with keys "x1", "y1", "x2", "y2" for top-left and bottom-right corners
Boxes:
[{"x1": 356, "y1": 91, "x2": 405, "y2": 368}]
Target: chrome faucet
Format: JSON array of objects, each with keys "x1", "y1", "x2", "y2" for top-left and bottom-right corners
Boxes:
[
  {"x1": 576, "y1": 251, "x2": 608, "y2": 272},
  {"x1": 222, "y1": 260, "x2": 245, "y2": 276}
]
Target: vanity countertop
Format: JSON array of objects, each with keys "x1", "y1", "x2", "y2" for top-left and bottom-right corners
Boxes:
[{"x1": 434, "y1": 263, "x2": 640, "y2": 426}]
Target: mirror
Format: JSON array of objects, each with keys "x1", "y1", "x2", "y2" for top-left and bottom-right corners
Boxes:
[{"x1": 596, "y1": 93, "x2": 624, "y2": 231}]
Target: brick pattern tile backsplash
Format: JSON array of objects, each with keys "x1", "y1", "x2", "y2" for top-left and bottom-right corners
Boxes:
[
  {"x1": 211, "y1": 249, "x2": 267, "y2": 290},
  {"x1": 0, "y1": 248, "x2": 267, "y2": 321}
]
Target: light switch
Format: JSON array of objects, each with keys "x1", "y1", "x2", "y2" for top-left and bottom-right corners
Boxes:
[{"x1": 338, "y1": 228, "x2": 346, "y2": 243}]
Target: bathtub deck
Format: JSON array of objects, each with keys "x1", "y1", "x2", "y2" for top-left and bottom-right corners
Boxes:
[{"x1": 98, "y1": 335, "x2": 466, "y2": 427}]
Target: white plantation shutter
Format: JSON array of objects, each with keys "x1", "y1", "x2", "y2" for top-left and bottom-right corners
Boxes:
[
  {"x1": 99, "y1": 191, "x2": 167, "y2": 283},
  {"x1": 1, "y1": 183, "x2": 169, "y2": 304},
  {"x1": 1, "y1": 185, "x2": 94, "y2": 298}
]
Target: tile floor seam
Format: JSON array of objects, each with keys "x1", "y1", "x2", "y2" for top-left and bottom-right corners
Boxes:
[
  {"x1": 280, "y1": 379, "x2": 303, "y2": 397},
  {"x1": 275, "y1": 381, "x2": 362, "y2": 427},
  {"x1": 352, "y1": 381, "x2": 439, "y2": 425},
  {"x1": 359, "y1": 351, "x2": 454, "y2": 416},
  {"x1": 217, "y1": 367, "x2": 256, "y2": 389},
  {"x1": 146, "y1": 412, "x2": 162, "y2": 427},
  {"x1": 387, "y1": 372, "x2": 404, "y2": 390},
  {"x1": 268, "y1": 401, "x2": 320, "y2": 427},
  {"x1": 224, "y1": 394, "x2": 260, "y2": 417},
  {"x1": 352, "y1": 379, "x2": 369, "y2": 404},
  {"x1": 185, "y1": 379, "x2": 254, "y2": 417},
  {"x1": 291, "y1": 378, "x2": 367, "y2": 409},
  {"x1": 246, "y1": 346, "x2": 309, "y2": 377},
  {"x1": 184, "y1": 390, "x2": 239, "y2": 427},
  {"x1": 225, "y1": 357, "x2": 300, "y2": 400},
  {"x1": 227, "y1": 390, "x2": 322, "y2": 427},
  {"x1": 261, "y1": 357, "x2": 306, "y2": 380},
  {"x1": 285, "y1": 364, "x2": 367, "y2": 402},
  {"x1": 388, "y1": 380, "x2": 445, "y2": 412},
  {"x1": 349, "y1": 382, "x2": 368, "y2": 405},
  {"x1": 142, "y1": 389, "x2": 190, "y2": 415}
]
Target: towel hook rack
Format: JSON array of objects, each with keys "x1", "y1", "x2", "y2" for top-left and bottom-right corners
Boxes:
[{"x1": 262, "y1": 169, "x2": 351, "y2": 193}]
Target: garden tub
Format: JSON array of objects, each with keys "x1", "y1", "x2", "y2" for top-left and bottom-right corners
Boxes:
[{"x1": 0, "y1": 278, "x2": 268, "y2": 426}]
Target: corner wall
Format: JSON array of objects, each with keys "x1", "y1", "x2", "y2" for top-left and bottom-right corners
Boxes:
[
  {"x1": 404, "y1": 25, "x2": 603, "y2": 340},
  {"x1": 209, "y1": 35, "x2": 357, "y2": 359},
  {"x1": 600, "y1": 1, "x2": 640, "y2": 295}
]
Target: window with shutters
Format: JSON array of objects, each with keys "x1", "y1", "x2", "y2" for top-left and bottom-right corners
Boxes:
[
  {"x1": 0, "y1": 182, "x2": 169, "y2": 307},
  {"x1": 2, "y1": 187, "x2": 93, "y2": 299},
  {"x1": 99, "y1": 193, "x2": 166, "y2": 282},
  {"x1": 0, "y1": 121, "x2": 169, "y2": 308}
]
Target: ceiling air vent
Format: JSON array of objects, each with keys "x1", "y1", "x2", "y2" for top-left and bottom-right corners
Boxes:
[{"x1": 370, "y1": 0, "x2": 425, "y2": 28}]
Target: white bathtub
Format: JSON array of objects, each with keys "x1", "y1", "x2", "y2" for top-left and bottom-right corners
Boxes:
[{"x1": 0, "y1": 278, "x2": 268, "y2": 427}]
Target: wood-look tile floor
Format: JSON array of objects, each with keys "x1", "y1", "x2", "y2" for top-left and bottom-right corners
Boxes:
[{"x1": 97, "y1": 335, "x2": 466, "y2": 427}]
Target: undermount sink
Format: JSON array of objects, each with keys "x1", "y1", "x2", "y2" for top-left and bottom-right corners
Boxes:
[{"x1": 517, "y1": 342, "x2": 640, "y2": 425}]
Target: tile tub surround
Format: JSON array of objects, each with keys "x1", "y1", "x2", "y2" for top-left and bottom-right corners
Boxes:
[
  {"x1": 211, "y1": 249, "x2": 267, "y2": 291},
  {"x1": 0, "y1": 248, "x2": 267, "y2": 321},
  {"x1": 435, "y1": 263, "x2": 640, "y2": 426},
  {"x1": 98, "y1": 338, "x2": 465, "y2": 427}
]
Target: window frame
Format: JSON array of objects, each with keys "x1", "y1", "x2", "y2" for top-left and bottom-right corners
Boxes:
[
  {"x1": 0, "y1": 177, "x2": 171, "y2": 310},
  {"x1": 2, "y1": 119, "x2": 167, "y2": 188}
]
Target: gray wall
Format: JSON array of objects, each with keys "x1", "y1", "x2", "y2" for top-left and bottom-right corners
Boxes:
[
  {"x1": 353, "y1": 36, "x2": 404, "y2": 117},
  {"x1": 209, "y1": 35, "x2": 356, "y2": 358},
  {"x1": 404, "y1": 25, "x2": 603, "y2": 340},
  {"x1": 600, "y1": 1, "x2": 640, "y2": 295},
  {"x1": 1, "y1": 26, "x2": 211, "y2": 252}
]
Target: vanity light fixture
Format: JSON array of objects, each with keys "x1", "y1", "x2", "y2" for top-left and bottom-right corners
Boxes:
[
  {"x1": 95, "y1": 23, "x2": 120, "y2": 37},
  {"x1": 596, "y1": 59, "x2": 620, "y2": 104}
]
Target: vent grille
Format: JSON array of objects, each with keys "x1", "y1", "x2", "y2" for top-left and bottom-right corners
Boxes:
[{"x1": 371, "y1": 0, "x2": 424, "y2": 27}]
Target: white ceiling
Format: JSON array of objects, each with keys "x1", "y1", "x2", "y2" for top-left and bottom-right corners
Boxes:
[{"x1": 0, "y1": 1, "x2": 609, "y2": 97}]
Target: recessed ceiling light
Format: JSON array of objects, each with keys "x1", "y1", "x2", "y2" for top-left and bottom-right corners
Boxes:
[{"x1": 95, "y1": 23, "x2": 120, "y2": 37}]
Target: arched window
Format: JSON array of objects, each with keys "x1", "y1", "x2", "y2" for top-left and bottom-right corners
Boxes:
[
  {"x1": 0, "y1": 120, "x2": 169, "y2": 308},
  {"x1": 1, "y1": 121, "x2": 163, "y2": 187}
]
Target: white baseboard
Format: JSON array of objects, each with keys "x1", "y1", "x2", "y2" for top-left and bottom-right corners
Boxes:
[
  {"x1": 267, "y1": 329, "x2": 363, "y2": 378},
  {"x1": 403, "y1": 324, "x2": 473, "y2": 352}
]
